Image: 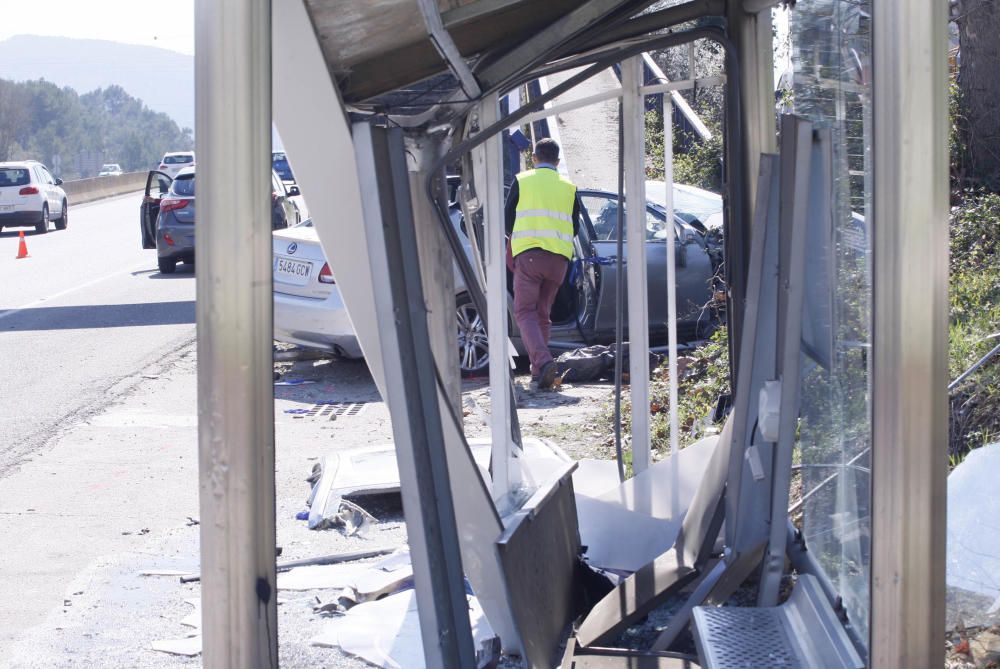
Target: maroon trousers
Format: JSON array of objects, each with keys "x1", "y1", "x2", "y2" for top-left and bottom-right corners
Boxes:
[{"x1": 512, "y1": 248, "x2": 568, "y2": 376}]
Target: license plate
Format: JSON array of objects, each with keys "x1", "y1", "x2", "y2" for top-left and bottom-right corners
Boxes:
[
  {"x1": 274, "y1": 256, "x2": 311, "y2": 284},
  {"x1": 0, "y1": 204, "x2": 13, "y2": 213}
]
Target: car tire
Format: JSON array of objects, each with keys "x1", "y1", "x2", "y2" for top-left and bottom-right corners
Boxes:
[
  {"x1": 158, "y1": 257, "x2": 177, "y2": 274},
  {"x1": 54, "y1": 200, "x2": 68, "y2": 230},
  {"x1": 35, "y1": 205, "x2": 49, "y2": 234},
  {"x1": 457, "y1": 293, "x2": 490, "y2": 377}
]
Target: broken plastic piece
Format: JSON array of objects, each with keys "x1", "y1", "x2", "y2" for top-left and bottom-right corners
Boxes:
[
  {"x1": 758, "y1": 379, "x2": 781, "y2": 442},
  {"x1": 151, "y1": 635, "x2": 201, "y2": 657},
  {"x1": 311, "y1": 589, "x2": 496, "y2": 669}
]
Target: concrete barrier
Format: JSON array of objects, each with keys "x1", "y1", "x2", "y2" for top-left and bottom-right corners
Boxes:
[{"x1": 61, "y1": 171, "x2": 149, "y2": 206}]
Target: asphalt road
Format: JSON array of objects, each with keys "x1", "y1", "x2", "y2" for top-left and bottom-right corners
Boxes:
[{"x1": 0, "y1": 192, "x2": 196, "y2": 471}]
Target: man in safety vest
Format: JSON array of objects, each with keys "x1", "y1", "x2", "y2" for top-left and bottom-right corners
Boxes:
[{"x1": 504, "y1": 138, "x2": 580, "y2": 389}]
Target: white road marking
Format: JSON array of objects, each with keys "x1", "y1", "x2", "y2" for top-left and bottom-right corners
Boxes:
[{"x1": 0, "y1": 260, "x2": 153, "y2": 322}]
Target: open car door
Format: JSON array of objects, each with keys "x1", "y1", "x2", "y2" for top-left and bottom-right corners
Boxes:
[
  {"x1": 579, "y1": 190, "x2": 716, "y2": 340},
  {"x1": 140, "y1": 170, "x2": 172, "y2": 249},
  {"x1": 567, "y1": 199, "x2": 603, "y2": 332}
]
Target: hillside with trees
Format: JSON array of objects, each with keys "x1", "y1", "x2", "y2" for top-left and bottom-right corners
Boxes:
[{"x1": 0, "y1": 78, "x2": 192, "y2": 179}]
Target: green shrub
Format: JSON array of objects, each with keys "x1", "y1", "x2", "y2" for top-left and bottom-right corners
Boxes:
[
  {"x1": 645, "y1": 107, "x2": 724, "y2": 192},
  {"x1": 605, "y1": 328, "x2": 731, "y2": 459},
  {"x1": 949, "y1": 191, "x2": 1000, "y2": 460}
]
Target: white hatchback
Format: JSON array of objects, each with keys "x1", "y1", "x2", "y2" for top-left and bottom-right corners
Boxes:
[
  {"x1": 0, "y1": 161, "x2": 68, "y2": 234},
  {"x1": 157, "y1": 151, "x2": 195, "y2": 179}
]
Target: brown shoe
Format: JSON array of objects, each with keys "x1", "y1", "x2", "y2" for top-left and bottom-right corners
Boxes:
[{"x1": 538, "y1": 361, "x2": 559, "y2": 389}]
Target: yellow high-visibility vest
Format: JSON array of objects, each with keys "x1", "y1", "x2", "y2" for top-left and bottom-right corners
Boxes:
[{"x1": 511, "y1": 168, "x2": 576, "y2": 259}]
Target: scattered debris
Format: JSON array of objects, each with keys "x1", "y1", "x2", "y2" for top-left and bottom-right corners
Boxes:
[
  {"x1": 309, "y1": 498, "x2": 377, "y2": 535},
  {"x1": 554, "y1": 344, "x2": 663, "y2": 383},
  {"x1": 476, "y1": 636, "x2": 502, "y2": 669},
  {"x1": 279, "y1": 549, "x2": 414, "y2": 603},
  {"x1": 186, "y1": 517, "x2": 199, "y2": 526},
  {"x1": 151, "y1": 635, "x2": 201, "y2": 657},
  {"x1": 179, "y1": 546, "x2": 283, "y2": 584},
  {"x1": 273, "y1": 347, "x2": 331, "y2": 362},
  {"x1": 311, "y1": 589, "x2": 496, "y2": 669},
  {"x1": 180, "y1": 598, "x2": 202, "y2": 629},
  {"x1": 151, "y1": 599, "x2": 202, "y2": 656},
  {"x1": 277, "y1": 563, "x2": 370, "y2": 592},
  {"x1": 139, "y1": 569, "x2": 194, "y2": 577},
  {"x1": 279, "y1": 548, "x2": 400, "y2": 573},
  {"x1": 274, "y1": 379, "x2": 316, "y2": 386},
  {"x1": 463, "y1": 395, "x2": 489, "y2": 426},
  {"x1": 971, "y1": 630, "x2": 1000, "y2": 668},
  {"x1": 306, "y1": 439, "x2": 574, "y2": 528}
]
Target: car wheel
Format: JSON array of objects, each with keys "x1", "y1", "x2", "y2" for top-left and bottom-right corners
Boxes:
[
  {"x1": 158, "y1": 257, "x2": 177, "y2": 274},
  {"x1": 457, "y1": 294, "x2": 490, "y2": 377},
  {"x1": 54, "y1": 200, "x2": 68, "y2": 230},
  {"x1": 35, "y1": 205, "x2": 49, "y2": 234}
]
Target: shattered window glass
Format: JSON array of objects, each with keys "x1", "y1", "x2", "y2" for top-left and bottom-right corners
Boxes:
[{"x1": 787, "y1": 0, "x2": 873, "y2": 653}]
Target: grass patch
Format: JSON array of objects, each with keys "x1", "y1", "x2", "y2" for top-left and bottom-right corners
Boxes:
[
  {"x1": 949, "y1": 191, "x2": 1000, "y2": 463},
  {"x1": 603, "y1": 328, "x2": 731, "y2": 460}
]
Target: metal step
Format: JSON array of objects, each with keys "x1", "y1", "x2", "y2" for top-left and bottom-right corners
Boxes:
[{"x1": 691, "y1": 574, "x2": 864, "y2": 669}]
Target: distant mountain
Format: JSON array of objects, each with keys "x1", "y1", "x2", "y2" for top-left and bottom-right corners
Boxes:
[{"x1": 0, "y1": 35, "x2": 193, "y2": 130}]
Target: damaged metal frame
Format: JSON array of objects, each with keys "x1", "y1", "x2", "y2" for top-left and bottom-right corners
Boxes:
[
  {"x1": 196, "y1": 2, "x2": 749, "y2": 664},
  {"x1": 196, "y1": 0, "x2": 950, "y2": 665},
  {"x1": 432, "y1": 25, "x2": 743, "y2": 492}
]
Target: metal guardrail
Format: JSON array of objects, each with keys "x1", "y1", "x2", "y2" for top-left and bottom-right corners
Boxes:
[{"x1": 61, "y1": 171, "x2": 147, "y2": 206}]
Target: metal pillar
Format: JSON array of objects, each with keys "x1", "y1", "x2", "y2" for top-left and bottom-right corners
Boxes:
[
  {"x1": 662, "y1": 95, "x2": 680, "y2": 463},
  {"x1": 729, "y1": 5, "x2": 776, "y2": 216},
  {"x1": 477, "y1": 93, "x2": 521, "y2": 505},
  {"x1": 194, "y1": 0, "x2": 277, "y2": 665},
  {"x1": 621, "y1": 55, "x2": 651, "y2": 474},
  {"x1": 726, "y1": 5, "x2": 775, "y2": 384},
  {"x1": 407, "y1": 134, "x2": 462, "y2": 415},
  {"x1": 870, "y1": 0, "x2": 948, "y2": 665},
  {"x1": 353, "y1": 123, "x2": 477, "y2": 669},
  {"x1": 758, "y1": 117, "x2": 815, "y2": 606}
]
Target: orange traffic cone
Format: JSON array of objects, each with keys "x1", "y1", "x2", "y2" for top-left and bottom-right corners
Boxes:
[{"x1": 15, "y1": 231, "x2": 29, "y2": 259}]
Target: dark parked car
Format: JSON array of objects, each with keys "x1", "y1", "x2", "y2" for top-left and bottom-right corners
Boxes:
[
  {"x1": 140, "y1": 168, "x2": 301, "y2": 274},
  {"x1": 453, "y1": 181, "x2": 724, "y2": 374}
]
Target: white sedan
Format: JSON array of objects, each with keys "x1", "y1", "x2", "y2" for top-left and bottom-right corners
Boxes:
[{"x1": 272, "y1": 221, "x2": 363, "y2": 358}]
